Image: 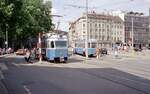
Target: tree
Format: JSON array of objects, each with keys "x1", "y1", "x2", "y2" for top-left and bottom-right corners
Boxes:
[
  {"x1": 0, "y1": 0, "x2": 53, "y2": 48},
  {"x1": 0, "y1": 0, "x2": 14, "y2": 47}
]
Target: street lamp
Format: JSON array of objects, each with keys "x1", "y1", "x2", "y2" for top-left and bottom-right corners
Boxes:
[
  {"x1": 149, "y1": 8, "x2": 150, "y2": 47},
  {"x1": 65, "y1": 0, "x2": 89, "y2": 58},
  {"x1": 85, "y1": 0, "x2": 89, "y2": 58},
  {"x1": 5, "y1": 24, "x2": 8, "y2": 49},
  {"x1": 131, "y1": 17, "x2": 134, "y2": 49}
]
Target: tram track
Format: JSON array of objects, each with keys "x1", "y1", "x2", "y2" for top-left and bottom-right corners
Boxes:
[
  {"x1": 78, "y1": 68, "x2": 150, "y2": 94},
  {"x1": 55, "y1": 63, "x2": 150, "y2": 94},
  {"x1": 87, "y1": 57, "x2": 150, "y2": 76},
  {"x1": 4, "y1": 54, "x2": 150, "y2": 94},
  {"x1": 84, "y1": 60, "x2": 150, "y2": 84}
]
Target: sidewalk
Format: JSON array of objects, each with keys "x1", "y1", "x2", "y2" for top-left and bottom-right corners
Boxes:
[{"x1": 0, "y1": 54, "x2": 10, "y2": 58}]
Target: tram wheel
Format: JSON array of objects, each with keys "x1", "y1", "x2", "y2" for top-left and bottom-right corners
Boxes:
[
  {"x1": 54, "y1": 58, "x2": 57, "y2": 63},
  {"x1": 83, "y1": 52, "x2": 86, "y2": 56},
  {"x1": 63, "y1": 60, "x2": 67, "y2": 63}
]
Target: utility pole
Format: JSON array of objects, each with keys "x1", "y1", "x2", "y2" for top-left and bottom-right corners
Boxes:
[
  {"x1": 85, "y1": 0, "x2": 89, "y2": 58},
  {"x1": 65, "y1": 0, "x2": 89, "y2": 58},
  {"x1": 51, "y1": 14, "x2": 62, "y2": 34},
  {"x1": 131, "y1": 17, "x2": 134, "y2": 49},
  {"x1": 6, "y1": 30, "x2": 8, "y2": 48},
  {"x1": 38, "y1": 32, "x2": 42, "y2": 63},
  {"x1": 56, "y1": 21, "x2": 60, "y2": 34},
  {"x1": 5, "y1": 24, "x2": 8, "y2": 49},
  {"x1": 149, "y1": 8, "x2": 150, "y2": 46}
]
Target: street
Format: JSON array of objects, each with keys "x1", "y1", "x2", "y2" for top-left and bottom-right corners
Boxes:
[
  {"x1": 0, "y1": 53, "x2": 150, "y2": 94},
  {"x1": 1, "y1": 0, "x2": 150, "y2": 94}
]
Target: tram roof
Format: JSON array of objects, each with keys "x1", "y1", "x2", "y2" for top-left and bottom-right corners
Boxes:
[{"x1": 46, "y1": 35, "x2": 67, "y2": 41}]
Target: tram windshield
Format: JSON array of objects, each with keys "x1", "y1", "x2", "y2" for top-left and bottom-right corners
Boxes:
[{"x1": 55, "y1": 41, "x2": 67, "y2": 47}]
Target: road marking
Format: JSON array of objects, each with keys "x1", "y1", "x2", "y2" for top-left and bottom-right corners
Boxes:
[
  {"x1": 0, "y1": 71, "x2": 4, "y2": 80},
  {"x1": 23, "y1": 85, "x2": 32, "y2": 94},
  {"x1": 0, "y1": 63, "x2": 8, "y2": 71}
]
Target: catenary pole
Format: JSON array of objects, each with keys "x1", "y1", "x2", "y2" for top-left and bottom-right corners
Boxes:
[{"x1": 85, "y1": 0, "x2": 88, "y2": 58}]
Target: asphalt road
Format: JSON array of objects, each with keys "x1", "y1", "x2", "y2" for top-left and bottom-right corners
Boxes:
[{"x1": 0, "y1": 54, "x2": 150, "y2": 94}]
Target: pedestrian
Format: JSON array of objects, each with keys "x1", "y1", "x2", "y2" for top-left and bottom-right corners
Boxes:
[
  {"x1": 31, "y1": 48, "x2": 36, "y2": 60},
  {"x1": 114, "y1": 46, "x2": 118, "y2": 58},
  {"x1": 96, "y1": 47, "x2": 100, "y2": 59},
  {"x1": 99, "y1": 48, "x2": 102, "y2": 57},
  {"x1": 24, "y1": 50, "x2": 31, "y2": 63},
  {"x1": 71, "y1": 47, "x2": 74, "y2": 56}
]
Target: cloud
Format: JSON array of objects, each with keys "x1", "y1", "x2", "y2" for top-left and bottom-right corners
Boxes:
[{"x1": 143, "y1": 0, "x2": 150, "y2": 3}]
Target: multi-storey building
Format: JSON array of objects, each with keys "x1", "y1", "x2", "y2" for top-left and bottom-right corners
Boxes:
[
  {"x1": 115, "y1": 11, "x2": 150, "y2": 47},
  {"x1": 69, "y1": 13, "x2": 124, "y2": 48}
]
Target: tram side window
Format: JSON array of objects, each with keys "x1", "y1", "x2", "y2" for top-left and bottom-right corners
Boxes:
[
  {"x1": 51, "y1": 41, "x2": 54, "y2": 48},
  {"x1": 47, "y1": 41, "x2": 49, "y2": 48}
]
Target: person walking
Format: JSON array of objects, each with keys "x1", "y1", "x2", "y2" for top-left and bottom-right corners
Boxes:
[
  {"x1": 114, "y1": 46, "x2": 118, "y2": 58},
  {"x1": 25, "y1": 50, "x2": 31, "y2": 63},
  {"x1": 31, "y1": 48, "x2": 36, "y2": 60},
  {"x1": 96, "y1": 47, "x2": 100, "y2": 59}
]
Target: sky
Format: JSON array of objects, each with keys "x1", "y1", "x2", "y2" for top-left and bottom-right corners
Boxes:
[{"x1": 47, "y1": 0, "x2": 150, "y2": 31}]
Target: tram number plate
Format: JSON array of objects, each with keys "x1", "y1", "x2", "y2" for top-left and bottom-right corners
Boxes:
[{"x1": 60, "y1": 57, "x2": 64, "y2": 61}]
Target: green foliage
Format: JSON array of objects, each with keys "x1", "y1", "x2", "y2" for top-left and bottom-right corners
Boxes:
[{"x1": 0, "y1": 0, "x2": 52, "y2": 47}]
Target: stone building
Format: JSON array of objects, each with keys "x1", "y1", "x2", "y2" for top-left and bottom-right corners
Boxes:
[
  {"x1": 114, "y1": 11, "x2": 150, "y2": 47},
  {"x1": 69, "y1": 13, "x2": 124, "y2": 48}
]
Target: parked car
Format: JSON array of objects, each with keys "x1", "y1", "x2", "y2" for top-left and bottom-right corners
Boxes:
[
  {"x1": 134, "y1": 47, "x2": 142, "y2": 52},
  {"x1": 1, "y1": 48, "x2": 6, "y2": 55},
  {"x1": 16, "y1": 49, "x2": 26, "y2": 55},
  {"x1": 6, "y1": 48, "x2": 14, "y2": 54},
  {"x1": 147, "y1": 46, "x2": 150, "y2": 50},
  {"x1": 100, "y1": 48, "x2": 108, "y2": 55}
]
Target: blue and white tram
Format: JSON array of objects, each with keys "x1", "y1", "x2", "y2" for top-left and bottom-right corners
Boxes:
[
  {"x1": 42, "y1": 34, "x2": 68, "y2": 62},
  {"x1": 74, "y1": 39, "x2": 96, "y2": 57}
]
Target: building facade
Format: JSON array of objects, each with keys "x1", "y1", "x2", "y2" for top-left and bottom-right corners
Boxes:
[
  {"x1": 125, "y1": 13, "x2": 149, "y2": 47},
  {"x1": 69, "y1": 13, "x2": 124, "y2": 48},
  {"x1": 115, "y1": 11, "x2": 150, "y2": 47}
]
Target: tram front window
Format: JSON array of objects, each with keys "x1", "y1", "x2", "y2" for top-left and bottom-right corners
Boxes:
[{"x1": 55, "y1": 41, "x2": 67, "y2": 47}]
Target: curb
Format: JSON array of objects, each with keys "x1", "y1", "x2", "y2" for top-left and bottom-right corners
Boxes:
[{"x1": 0, "y1": 54, "x2": 9, "y2": 58}]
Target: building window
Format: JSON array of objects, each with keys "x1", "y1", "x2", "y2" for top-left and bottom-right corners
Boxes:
[
  {"x1": 90, "y1": 23, "x2": 92, "y2": 27},
  {"x1": 51, "y1": 41, "x2": 54, "y2": 48},
  {"x1": 95, "y1": 29, "x2": 97, "y2": 32},
  {"x1": 102, "y1": 24, "x2": 104, "y2": 28},
  {"x1": 83, "y1": 24, "x2": 85, "y2": 27},
  {"x1": 99, "y1": 24, "x2": 101, "y2": 27},
  {"x1": 83, "y1": 20, "x2": 86, "y2": 22},
  {"x1": 95, "y1": 24, "x2": 97, "y2": 27}
]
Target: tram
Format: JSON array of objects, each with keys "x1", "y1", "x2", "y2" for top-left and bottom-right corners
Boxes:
[
  {"x1": 42, "y1": 33, "x2": 68, "y2": 63},
  {"x1": 74, "y1": 39, "x2": 96, "y2": 57}
]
